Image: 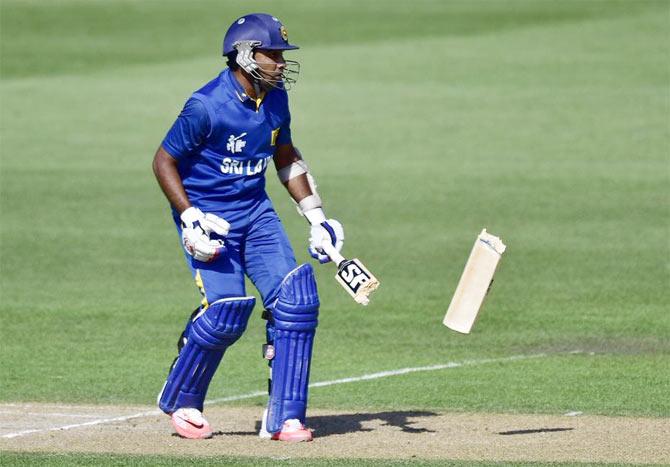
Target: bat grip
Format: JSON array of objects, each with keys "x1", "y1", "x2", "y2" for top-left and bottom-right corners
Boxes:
[{"x1": 320, "y1": 241, "x2": 345, "y2": 267}]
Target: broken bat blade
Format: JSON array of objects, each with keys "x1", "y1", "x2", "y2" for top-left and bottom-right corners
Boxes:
[
  {"x1": 443, "y1": 228, "x2": 506, "y2": 334},
  {"x1": 321, "y1": 242, "x2": 380, "y2": 306}
]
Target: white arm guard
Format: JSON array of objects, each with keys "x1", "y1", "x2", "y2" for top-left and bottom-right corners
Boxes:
[
  {"x1": 277, "y1": 158, "x2": 324, "y2": 224},
  {"x1": 277, "y1": 159, "x2": 308, "y2": 183}
]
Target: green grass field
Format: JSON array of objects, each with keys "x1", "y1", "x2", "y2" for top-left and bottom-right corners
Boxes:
[{"x1": 1, "y1": 0, "x2": 668, "y2": 465}]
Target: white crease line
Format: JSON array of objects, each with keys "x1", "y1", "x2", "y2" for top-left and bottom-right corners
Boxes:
[
  {"x1": 1, "y1": 351, "x2": 582, "y2": 439},
  {"x1": 1, "y1": 410, "x2": 161, "y2": 439},
  {"x1": 0, "y1": 411, "x2": 110, "y2": 419},
  {"x1": 308, "y1": 353, "x2": 554, "y2": 388},
  {"x1": 206, "y1": 391, "x2": 268, "y2": 405}
]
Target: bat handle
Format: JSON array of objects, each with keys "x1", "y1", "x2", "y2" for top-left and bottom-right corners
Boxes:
[{"x1": 320, "y1": 241, "x2": 345, "y2": 267}]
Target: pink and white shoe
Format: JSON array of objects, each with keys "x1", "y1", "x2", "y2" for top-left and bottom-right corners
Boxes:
[
  {"x1": 171, "y1": 408, "x2": 213, "y2": 439},
  {"x1": 271, "y1": 418, "x2": 313, "y2": 442}
]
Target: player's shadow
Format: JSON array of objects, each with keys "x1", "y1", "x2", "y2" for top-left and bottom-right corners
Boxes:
[
  {"x1": 308, "y1": 410, "x2": 439, "y2": 437},
  {"x1": 231, "y1": 410, "x2": 438, "y2": 438}
]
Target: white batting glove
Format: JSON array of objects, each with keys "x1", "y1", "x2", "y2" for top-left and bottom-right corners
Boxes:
[
  {"x1": 180, "y1": 207, "x2": 230, "y2": 263},
  {"x1": 309, "y1": 219, "x2": 344, "y2": 264}
]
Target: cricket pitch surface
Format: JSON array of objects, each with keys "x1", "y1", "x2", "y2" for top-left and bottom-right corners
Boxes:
[{"x1": 1, "y1": 404, "x2": 669, "y2": 464}]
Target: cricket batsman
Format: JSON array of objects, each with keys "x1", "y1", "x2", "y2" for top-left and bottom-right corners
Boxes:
[{"x1": 152, "y1": 13, "x2": 344, "y2": 442}]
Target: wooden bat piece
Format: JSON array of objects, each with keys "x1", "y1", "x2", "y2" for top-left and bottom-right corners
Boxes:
[
  {"x1": 443, "y1": 229, "x2": 506, "y2": 334},
  {"x1": 321, "y1": 242, "x2": 380, "y2": 306}
]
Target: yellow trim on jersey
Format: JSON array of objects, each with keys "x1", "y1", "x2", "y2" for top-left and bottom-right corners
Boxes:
[
  {"x1": 195, "y1": 269, "x2": 209, "y2": 311},
  {"x1": 255, "y1": 91, "x2": 266, "y2": 112},
  {"x1": 271, "y1": 128, "x2": 280, "y2": 146}
]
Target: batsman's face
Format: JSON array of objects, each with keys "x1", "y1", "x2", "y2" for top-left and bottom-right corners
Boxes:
[{"x1": 254, "y1": 49, "x2": 286, "y2": 83}]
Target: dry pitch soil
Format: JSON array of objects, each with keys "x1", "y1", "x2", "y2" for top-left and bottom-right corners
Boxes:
[{"x1": 1, "y1": 403, "x2": 669, "y2": 464}]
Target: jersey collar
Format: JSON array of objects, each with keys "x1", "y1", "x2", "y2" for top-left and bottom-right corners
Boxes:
[{"x1": 224, "y1": 68, "x2": 265, "y2": 111}]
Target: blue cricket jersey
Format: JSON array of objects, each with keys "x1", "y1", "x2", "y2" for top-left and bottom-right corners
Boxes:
[{"x1": 162, "y1": 68, "x2": 292, "y2": 213}]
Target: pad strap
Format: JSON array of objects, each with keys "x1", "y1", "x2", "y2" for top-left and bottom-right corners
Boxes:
[{"x1": 158, "y1": 297, "x2": 255, "y2": 413}]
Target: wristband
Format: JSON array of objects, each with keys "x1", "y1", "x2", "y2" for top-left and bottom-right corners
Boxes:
[
  {"x1": 303, "y1": 207, "x2": 327, "y2": 226},
  {"x1": 298, "y1": 194, "x2": 322, "y2": 215}
]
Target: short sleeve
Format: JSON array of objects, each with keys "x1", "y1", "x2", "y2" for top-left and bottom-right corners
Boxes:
[
  {"x1": 161, "y1": 98, "x2": 211, "y2": 160},
  {"x1": 276, "y1": 112, "x2": 292, "y2": 146}
]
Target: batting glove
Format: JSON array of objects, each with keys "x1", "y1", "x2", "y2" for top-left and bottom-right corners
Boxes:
[
  {"x1": 309, "y1": 219, "x2": 344, "y2": 264},
  {"x1": 180, "y1": 207, "x2": 230, "y2": 263}
]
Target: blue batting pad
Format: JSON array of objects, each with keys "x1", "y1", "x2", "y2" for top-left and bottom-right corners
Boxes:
[
  {"x1": 158, "y1": 296, "x2": 255, "y2": 414},
  {"x1": 266, "y1": 264, "x2": 319, "y2": 433}
]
